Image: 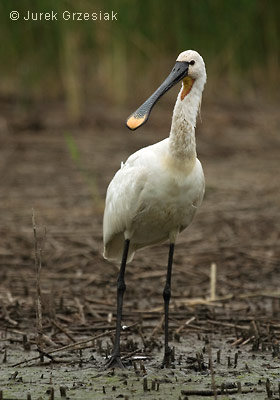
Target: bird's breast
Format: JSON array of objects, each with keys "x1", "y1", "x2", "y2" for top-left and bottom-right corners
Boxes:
[{"x1": 129, "y1": 159, "x2": 204, "y2": 244}]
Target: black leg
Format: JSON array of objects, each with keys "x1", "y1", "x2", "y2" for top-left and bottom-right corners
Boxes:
[
  {"x1": 162, "y1": 243, "x2": 175, "y2": 367},
  {"x1": 105, "y1": 239, "x2": 130, "y2": 369}
]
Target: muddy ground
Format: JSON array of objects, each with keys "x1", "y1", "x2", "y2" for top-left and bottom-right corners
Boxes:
[{"x1": 0, "y1": 96, "x2": 279, "y2": 399}]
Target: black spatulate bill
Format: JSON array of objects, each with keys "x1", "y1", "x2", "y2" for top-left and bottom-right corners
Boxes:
[{"x1": 126, "y1": 61, "x2": 189, "y2": 131}]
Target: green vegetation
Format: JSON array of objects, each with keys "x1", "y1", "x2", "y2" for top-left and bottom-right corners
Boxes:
[{"x1": 1, "y1": 0, "x2": 279, "y2": 111}]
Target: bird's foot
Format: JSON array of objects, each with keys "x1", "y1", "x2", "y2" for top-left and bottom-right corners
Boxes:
[
  {"x1": 104, "y1": 354, "x2": 125, "y2": 369},
  {"x1": 161, "y1": 350, "x2": 171, "y2": 368},
  {"x1": 161, "y1": 347, "x2": 174, "y2": 368}
]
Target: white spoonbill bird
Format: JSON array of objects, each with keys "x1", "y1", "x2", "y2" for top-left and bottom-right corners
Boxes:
[{"x1": 103, "y1": 50, "x2": 207, "y2": 368}]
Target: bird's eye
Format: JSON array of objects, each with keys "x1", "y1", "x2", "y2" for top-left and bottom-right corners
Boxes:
[{"x1": 189, "y1": 60, "x2": 195, "y2": 66}]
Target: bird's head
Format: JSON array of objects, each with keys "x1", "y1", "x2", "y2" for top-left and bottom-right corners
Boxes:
[
  {"x1": 176, "y1": 50, "x2": 206, "y2": 101},
  {"x1": 126, "y1": 50, "x2": 206, "y2": 131},
  {"x1": 176, "y1": 50, "x2": 206, "y2": 81}
]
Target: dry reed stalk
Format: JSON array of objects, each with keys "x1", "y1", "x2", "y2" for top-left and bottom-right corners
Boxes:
[
  {"x1": 32, "y1": 209, "x2": 44, "y2": 362},
  {"x1": 174, "y1": 316, "x2": 196, "y2": 336},
  {"x1": 149, "y1": 315, "x2": 164, "y2": 338},
  {"x1": 210, "y1": 262, "x2": 217, "y2": 301}
]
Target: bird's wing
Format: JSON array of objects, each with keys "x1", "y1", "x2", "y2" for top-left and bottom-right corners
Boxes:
[
  {"x1": 103, "y1": 146, "x2": 157, "y2": 246},
  {"x1": 191, "y1": 161, "x2": 205, "y2": 208},
  {"x1": 103, "y1": 140, "x2": 169, "y2": 263}
]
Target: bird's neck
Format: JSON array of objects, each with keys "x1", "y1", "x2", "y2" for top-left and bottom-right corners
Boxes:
[{"x1": 169, "y1": 80, "x2": 202, "y2": 161}]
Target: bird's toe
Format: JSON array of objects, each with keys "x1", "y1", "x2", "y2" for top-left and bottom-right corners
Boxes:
[{"x1": 104, "y1": 355, "x2": 126, "y2": 370}]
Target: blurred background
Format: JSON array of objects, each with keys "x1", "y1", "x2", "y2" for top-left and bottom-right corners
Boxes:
[{"x1": 0, "y1": 0, "x2": 279, "y2": 122}]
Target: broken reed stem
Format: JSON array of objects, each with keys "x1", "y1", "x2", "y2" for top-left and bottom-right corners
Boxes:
[
  {"x1": 51, "y1": 319, "x2": 76, "y2": 343},
  {"x1": 32, "y1": 209, "x2": 44, "y2": 362},
  {"x1": 210, "y1": 262, "x2": 217, "y2": 301},
  {"x1": 59, "y1": 386, "x2": 67, "y2": 398},
  {"x1": 208, "y1": 344, "x2": 217, "y2": 400},
  {"x1": 266, "y1": 378, "x2": 272, "y2": 398}
]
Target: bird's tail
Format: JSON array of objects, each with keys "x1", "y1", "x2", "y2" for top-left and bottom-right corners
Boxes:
[{"x1": 103, "y1": 233, "x2": 136, "y2": 264}]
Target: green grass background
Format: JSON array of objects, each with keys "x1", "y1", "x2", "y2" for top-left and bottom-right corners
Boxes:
[{"x1": 1, "y1": 0, "x2": 279, "y2": 115}]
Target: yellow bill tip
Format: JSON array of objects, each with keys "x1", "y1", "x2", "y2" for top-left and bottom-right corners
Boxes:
[{"x1": 126, "y1": 115, "x2": 146, "y2": 131}]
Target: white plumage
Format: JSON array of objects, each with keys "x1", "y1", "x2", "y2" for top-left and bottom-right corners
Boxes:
[{"x1": 103, "y1": 50, "x2": 206, "y2": 263}]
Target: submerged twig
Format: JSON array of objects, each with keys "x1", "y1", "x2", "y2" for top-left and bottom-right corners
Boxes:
[
  {"x1": 11, "y1": 323, "x2": 138, "y2": 367},
  {"x1": 181, "y1": 388, "x2": 263, "y2": 396}
]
